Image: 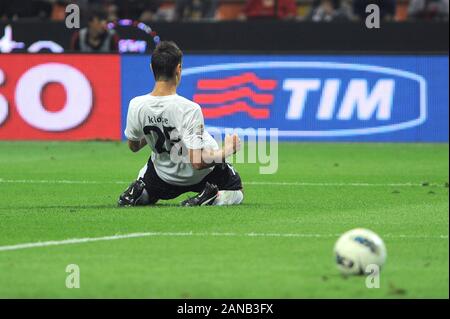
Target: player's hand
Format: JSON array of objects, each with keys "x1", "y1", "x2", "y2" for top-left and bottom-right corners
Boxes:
[{"x1": 224, "y1": 133, "x2": 241, "y2": 156}]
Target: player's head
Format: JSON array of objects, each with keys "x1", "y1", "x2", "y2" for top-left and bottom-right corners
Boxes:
[{"x1": 151, "y1": 41, "x2": 183, "y2": 85}]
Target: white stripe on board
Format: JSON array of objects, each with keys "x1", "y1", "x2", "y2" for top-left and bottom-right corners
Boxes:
[
  {"x1": 0, "y1": 231, "x2": 447, "y2": 252},
  {"x1": 0, "y1": 179, "x2": 443, "y2": 187}
]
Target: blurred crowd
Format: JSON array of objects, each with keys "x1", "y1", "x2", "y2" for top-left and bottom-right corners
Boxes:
[{"x1": 1, "y1": 0, "x2": 449, "y2": 23}]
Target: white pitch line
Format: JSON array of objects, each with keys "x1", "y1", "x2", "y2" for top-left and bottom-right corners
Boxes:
[
  {"x1": 0, "y1": 179, "x2": 442, "y2": 187},
  {"x1": 0, "y1": 231, "x2": 447, "y2": 252}
]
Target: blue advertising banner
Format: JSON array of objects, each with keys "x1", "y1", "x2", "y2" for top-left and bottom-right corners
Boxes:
[{"x1": 121, "y1": 55, "x2": 449, "y2": 142}]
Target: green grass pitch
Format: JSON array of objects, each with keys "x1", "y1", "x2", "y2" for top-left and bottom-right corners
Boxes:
[{"x1": 0, "y1": 141, "x2": 448, "y2": 298}]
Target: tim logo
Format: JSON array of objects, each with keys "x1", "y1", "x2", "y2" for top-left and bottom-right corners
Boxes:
[
  {"x1": 181, "y1": 61, "x2": 427, "y2": 138},
  {"x1": 193, "y1": 73, "x2": 276, "y2": 119}
]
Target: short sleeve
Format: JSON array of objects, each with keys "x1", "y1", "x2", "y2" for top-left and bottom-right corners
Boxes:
[
  {"x1": 124, "y1": 100, "x2": 144, "y2": 141},
  {"x1": 182, "y1": 106, "x2": 205, "y2": 150}
]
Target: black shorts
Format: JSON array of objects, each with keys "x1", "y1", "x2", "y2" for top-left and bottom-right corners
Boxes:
[{"x1": 142, "y1": 160, "x2": 242, "y2": 203}]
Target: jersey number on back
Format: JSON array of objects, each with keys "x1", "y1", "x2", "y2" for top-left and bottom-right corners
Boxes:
[{"x1": 143, "y1": 125, "x2": 180, "y2": 154}]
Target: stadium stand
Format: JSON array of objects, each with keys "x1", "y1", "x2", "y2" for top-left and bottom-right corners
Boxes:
[{"x1": 1, "y1": 0, "x2": 446, "y2": 22}]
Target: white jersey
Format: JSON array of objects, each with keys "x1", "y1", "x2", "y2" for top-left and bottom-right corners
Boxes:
[{"x1": 124, "y1": 93, "x2": 219, "y2": 186}]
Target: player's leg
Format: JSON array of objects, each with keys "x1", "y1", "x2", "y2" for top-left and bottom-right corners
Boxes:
[
  {"x1": 118, "y1": 163, "x2": 156, "y2": 206},
  {"x1": 180, "y1": 182, "x2": 220, "y2": 206},
  {"x1": 214, "y1": 188, "x2": 244, "y2": 206},
  {"x1": 118, "y1": 178, "x2": 150, "y2": 206},
  {"x1": 211, "y1": 163, "x2": 244, "y2": 206},
  {"x1": 181, "y1": 163, "x2": 244, "y2": 207},
  {"x1": 118, "y1": 161, "x2": 184, "y2": 206}
]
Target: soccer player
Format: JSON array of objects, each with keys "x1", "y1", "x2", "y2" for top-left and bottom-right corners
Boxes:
[{"x1": 118, "y1": 41, "x2": 244, "y2": 207}]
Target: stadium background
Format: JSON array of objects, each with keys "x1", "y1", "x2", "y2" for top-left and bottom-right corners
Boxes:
[
  {"x1": 0, "y1": 0, "x2": 448, "y2": 299},
  {"x1": 0, "y1": 0, "x2": 448, "y2": 143}
]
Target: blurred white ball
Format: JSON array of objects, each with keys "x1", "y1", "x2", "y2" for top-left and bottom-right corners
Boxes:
[{"x1": 333, "y1": 228, "x2": 387, "y2": 276}]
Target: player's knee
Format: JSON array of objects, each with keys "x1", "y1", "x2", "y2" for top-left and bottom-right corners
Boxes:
[
  {"x1": 235, "y1": 190, "x2": 244, "y2": 205},
  {"x1": 214, "y1": 190, "x2": 243, "y2": 206},
  {"x1": 139, "y1": 189, "x2": 159, "y2": 205}
]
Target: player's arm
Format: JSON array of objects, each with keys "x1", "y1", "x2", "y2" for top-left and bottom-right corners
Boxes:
[
  {"x1": 188, "y1": 134, "x2": 241, "y2": 170},
  {"x1": 128, "y1": 138, "x2": 147, "y2": 153},
  {"x1": 183, "y1": 106, "x2": 241, "y2": 170},
  {"x1": 124, "y1": 100, "x2": 145, "y2": 153}
]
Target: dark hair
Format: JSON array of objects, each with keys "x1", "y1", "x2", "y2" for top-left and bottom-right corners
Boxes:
[
  {"x1": 87, "y1": 8, "x2": 107, "y2": 22},
  {"x1": 151, "y1": 41, "x2": 183, "y2": 81}
]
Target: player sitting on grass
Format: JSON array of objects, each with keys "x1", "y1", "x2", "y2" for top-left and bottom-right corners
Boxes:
[{"x1": 118, "y1": 41, "x2": 244, "y2": 207}]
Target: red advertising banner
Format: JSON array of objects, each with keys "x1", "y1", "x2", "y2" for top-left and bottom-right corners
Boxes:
[{"x1": 0, "y1": 54, "x2": 121, "y2": 140}]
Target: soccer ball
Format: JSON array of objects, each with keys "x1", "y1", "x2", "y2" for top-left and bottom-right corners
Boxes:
[{"x1": 333, "y1": 228, "x2": 387, "y2": 276}]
